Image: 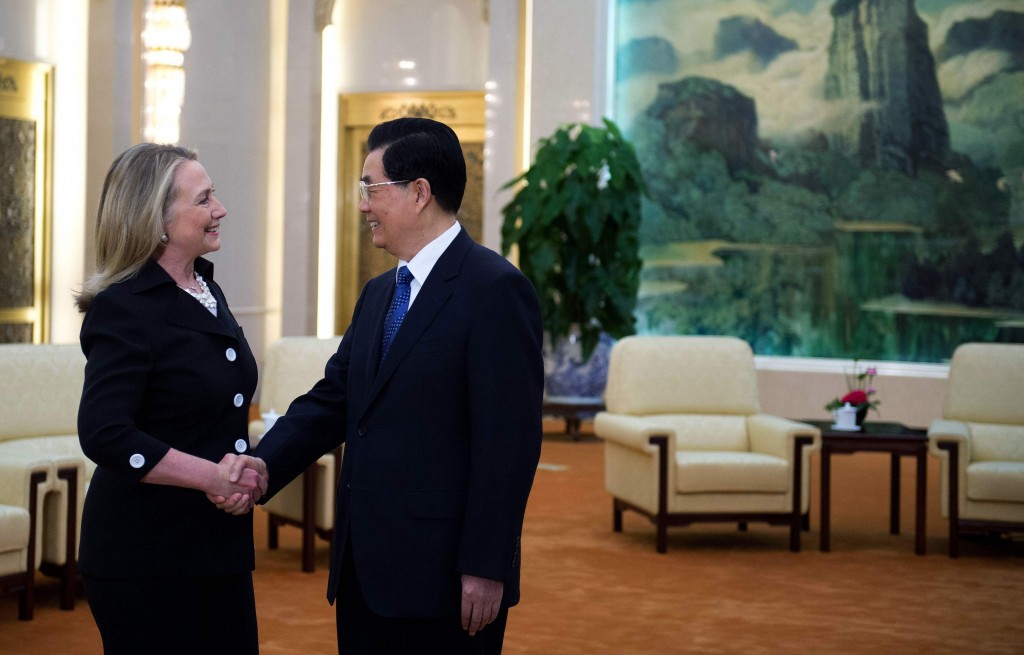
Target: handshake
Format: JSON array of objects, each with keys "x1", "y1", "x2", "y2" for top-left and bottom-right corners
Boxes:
[{"x1": 206, "y1": 454, "x2": 269, "y2": 516}]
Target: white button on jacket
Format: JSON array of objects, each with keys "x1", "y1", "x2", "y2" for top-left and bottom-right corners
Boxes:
[
  {"x1": 233, "y1": 393, "x2": 244, "y2": 407},
  {"x1": 234, "y1": 438, "x2": 247, "y2": 453},
  {"x1": 129, "y1": 453, "x2": 145, "y2": 469},
  {"x1": 225, "y1": 347, "x2": 237, "y2": 361}
]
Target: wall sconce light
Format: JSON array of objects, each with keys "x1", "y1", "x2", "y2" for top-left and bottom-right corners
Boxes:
[{"x1": 141, "y1": 0, "x2": 191, "y2": 144}]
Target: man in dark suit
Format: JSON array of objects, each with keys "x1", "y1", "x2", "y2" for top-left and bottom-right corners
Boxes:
[{"x1": 248, "y1": 117, "x2": 544, "y2": 653}]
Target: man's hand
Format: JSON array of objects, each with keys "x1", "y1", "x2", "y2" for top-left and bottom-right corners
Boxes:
[
  {"x1": 460, "y1": 574, "x2": 503, "y2": 636},
  {"x1": 230, "y1": 454, "x2": 269, "y2": 497},
  {"x1": 206, "y1": 454, "x2": 269, "y2": 515}
]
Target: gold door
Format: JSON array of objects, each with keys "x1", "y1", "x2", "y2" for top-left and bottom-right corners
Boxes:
[
  {"x1": 0, "y1": 58, "x2": 53, "y2": 343},
  {"x1": 336, "y1": 91, "x2": 485, "y2": 332}
]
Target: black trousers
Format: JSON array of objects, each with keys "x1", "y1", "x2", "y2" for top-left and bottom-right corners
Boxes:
[
  {"x1": 82, "y1": 572, "x2": 258, "y2": 655},
  {"x1": 336, "y1": 541, "x2": 507, "y2": 655}
]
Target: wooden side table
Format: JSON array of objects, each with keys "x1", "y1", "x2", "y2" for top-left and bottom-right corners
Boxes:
[
  {"x1": 803, "y1": 420, "x2": 929, "y2": 555},
  {"x1": 543, "y1": 397, "x2": 605, "y2": 439}
]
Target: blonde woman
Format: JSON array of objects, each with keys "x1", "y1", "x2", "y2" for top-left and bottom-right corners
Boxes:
[{"x1": 76, "y1": 143, "x2": 266, "y2": 654}]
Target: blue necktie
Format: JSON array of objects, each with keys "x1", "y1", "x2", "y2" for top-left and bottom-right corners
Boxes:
[{"x1": 381, "y1": 266, "x2": 413, "y2": 360}]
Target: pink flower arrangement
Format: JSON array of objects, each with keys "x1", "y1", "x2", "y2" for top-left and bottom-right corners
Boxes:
[{"x1": 825, "y1": 361, "x2": 881, "y2": 415}]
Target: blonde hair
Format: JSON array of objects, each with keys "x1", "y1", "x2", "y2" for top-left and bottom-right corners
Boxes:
[{"x1": 74, "y1": 143, "x2": 197, "y2": 313}]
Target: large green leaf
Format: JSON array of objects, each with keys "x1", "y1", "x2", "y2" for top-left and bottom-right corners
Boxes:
[{"x1": 499, "y1": 119, "x2": 647, "y2": 360}]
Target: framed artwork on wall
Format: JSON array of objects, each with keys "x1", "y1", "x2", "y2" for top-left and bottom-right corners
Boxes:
[
  {"x1": 0, "y1": 58, "x2": 53, "y2": 343},
  {"x1": 613, "y1": 0, "x2": 1024, "y2": 363}
]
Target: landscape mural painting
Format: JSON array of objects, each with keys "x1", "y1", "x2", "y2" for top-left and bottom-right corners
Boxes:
[{"x1": 615, "y1": 0, "x2": 1024, "y2": 363}]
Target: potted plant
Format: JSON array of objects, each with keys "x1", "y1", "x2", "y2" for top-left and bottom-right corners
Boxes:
[
  {"x1": 825, "y1": 361, "x2": 881, "y2": 426},
  {"x1": 500, "y1": 118, "x2": 646, "y2": 398}
]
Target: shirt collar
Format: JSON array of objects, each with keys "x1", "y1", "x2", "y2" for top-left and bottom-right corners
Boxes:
[{"x1": 400, "y1": 220, "x2": 461, "y2": 287}]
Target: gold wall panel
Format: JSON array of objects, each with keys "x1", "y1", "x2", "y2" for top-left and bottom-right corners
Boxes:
[
  {"x1": 336, "y1": 91, "x2": 485, "y2": 332},
  {"x1": 0, "y1": 58, "x2": 53, "y2": 343}
]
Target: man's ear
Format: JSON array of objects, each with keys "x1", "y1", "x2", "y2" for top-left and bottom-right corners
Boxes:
[{"x1": 412, "y1": 178, "x2": 432, "y2": 208}]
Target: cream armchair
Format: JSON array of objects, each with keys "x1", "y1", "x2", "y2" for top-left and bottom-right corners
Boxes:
[
  {"x1": 0, "y1": 454, "x2": 53, "y2": 620},
  {"x1": 249, "y1": 336, "x2": 343, "y2": 572},
  {"x1": 594, "y1": 336, "x2": 821, "y2": 553},
  {"x1": 0, "y1": 344, "x2": 88, "y2": 610},
  {"x1": 928, "y1": 342, "x2": 1024, "y2": 557}
]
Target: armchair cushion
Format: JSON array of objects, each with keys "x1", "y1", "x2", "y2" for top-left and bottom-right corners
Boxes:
[
  {"x1": 968, "y1": 423, "x2": 1024, "y2": 462},
  {"x1": 942, "y1": 343, "x2": 1024, "y2": 425},
  {"x1": 0, "y1": 505, "x2": 30, "y2": 572},
  {"x1": 967, "y1": 462, "x2": 1024, "y2": 503},
  {"x1": 254, "y1": 336, "x2": 343, "y2": 420},
  {"x1": 0, "y1": 344, "x2": 84, "y2": 442},
  {"x1": 676, "y1": 451, "x2": 789, "y2": 494},
  {"x1": 0, "y1": 436, "x2": 96, "y2": 481},
  {"x1": 604, "y1": 336, "x2": 760, "y2": 416},
  {"x1": 641, "y1": 415, "x2": 748, "y2": 452}
]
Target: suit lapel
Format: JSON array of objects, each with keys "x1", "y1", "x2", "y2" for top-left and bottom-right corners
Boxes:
[
  {"x1": 360, "y1": 275, "x2": 394, "y2": 375},
  {"x1": 166, "y1": 294, "x2": 237, "y2": 338},
  {"x1": 132, "y1": 258, "x2": 237, "y2": 340},
  {"x1": 366, "y1": 229, "x2": 472, "y2": 397}
]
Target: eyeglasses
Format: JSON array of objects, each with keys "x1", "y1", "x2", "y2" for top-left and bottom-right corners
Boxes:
[{"x1": 358, "y1": 179, "x2": 411, "y2": 202}]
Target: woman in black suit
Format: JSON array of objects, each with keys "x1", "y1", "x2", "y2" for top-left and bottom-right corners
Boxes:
[{"x1": 75, "y1": 144, "x2": 267, "y2": 654}]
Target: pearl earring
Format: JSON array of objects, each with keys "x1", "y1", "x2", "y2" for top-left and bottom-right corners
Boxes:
[{"x1": 160, "y1": 233, "x2": 169, "y2": 243}]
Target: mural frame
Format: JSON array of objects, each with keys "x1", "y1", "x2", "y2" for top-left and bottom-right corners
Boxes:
[{"x1": 612, "y1": 0, "x2": 1024, "y2": 364}]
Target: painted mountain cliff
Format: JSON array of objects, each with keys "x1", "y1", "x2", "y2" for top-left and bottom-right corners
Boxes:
[{"x1": 824, "y1": 0, "x2": 950, "y2": 175}]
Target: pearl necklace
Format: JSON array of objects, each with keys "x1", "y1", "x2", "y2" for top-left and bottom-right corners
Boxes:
[{"x1": 180, "y1": 272, "x2": 218, "y2": 315}]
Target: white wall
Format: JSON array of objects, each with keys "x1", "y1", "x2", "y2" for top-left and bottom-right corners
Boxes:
[
  {"x1": 279, "y1": 0, "x2": 322, "y2": 338},
  {"x1": 483, "y1": 0, "x2": 612, "y2": 252},
  {"x1": 757, "y1": 359, "x2": 947, "y2": 429},
  {"x1": 528, "y1": 0, "x2": 610, "y2": 142},
  {"x1": 0, "y1": 0, "x2": 89, "y2": 344},
  {"x1": 0, "y1": 0, "x2": 40, "y2": 58},
  {"x1": 333, "y1": 0, "x2": 487, "y2": 93},
  {"x1": 481, "y1": 0, "x2": 520, "y2": 252},
  {"x1": 177, "y1": 0, "x2": 321, "y2": 371},
  {"x1": 179, "y1": 1, "x2": 273, "y2": 357},
  {"x1": 86, "y1": 0, "x2": 138, "y2": 289}
]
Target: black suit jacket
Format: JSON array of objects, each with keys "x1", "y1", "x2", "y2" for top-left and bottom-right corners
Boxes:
[
  {"x1": 77, "y1": 257, "x2": 258, "y2": 577},
  {"x1": 255, "y1": 228, "x2": 544, "y2": 617}
]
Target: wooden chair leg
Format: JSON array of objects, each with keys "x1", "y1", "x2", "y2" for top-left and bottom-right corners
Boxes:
[
  {"x1": 790, "y1": 435, "x2": 811, "y2": 553},
  {"x1": 59, "y1": 562, "x2": 75, "y2": 611},
  {"x1": 612, "y1": 499, "x2": 623, "y2": 532},
  {"x1": 301, "y1": 467, "x2": 317, "y2": 573},
  {"x1": 20, "y1": 471, "x2": 44, "y2": 620},
  {"x1": 18, "y1": 576, "x2": 34, "y2": 621},
  {"x1": 58, "y1": 468, "x2": 77, "y2": 610},
  {"x1": 301, "y1": 527, "x2": 315, "y2": 573},
  {"x1": 656, "y1": 517, "x2": 667, "y2": 554},
  {"x1": 268, "y1": 514, "x2": 280, "y2": 550},
  {"x1": 939, "y1": 442, "x2": 960, "y2": 558},
  {"x1": 651, "y1": 434, "x2": 670, "y2": 554}
]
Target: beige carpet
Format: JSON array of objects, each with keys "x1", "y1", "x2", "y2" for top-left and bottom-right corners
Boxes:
[{"x1": 3, "y1": 426, "x2": 1023, "y2": 654}]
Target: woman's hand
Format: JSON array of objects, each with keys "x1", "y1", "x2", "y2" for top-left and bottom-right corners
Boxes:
[{"x1": 206, "y1": 454, "x2": 269, "y2": 515}]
